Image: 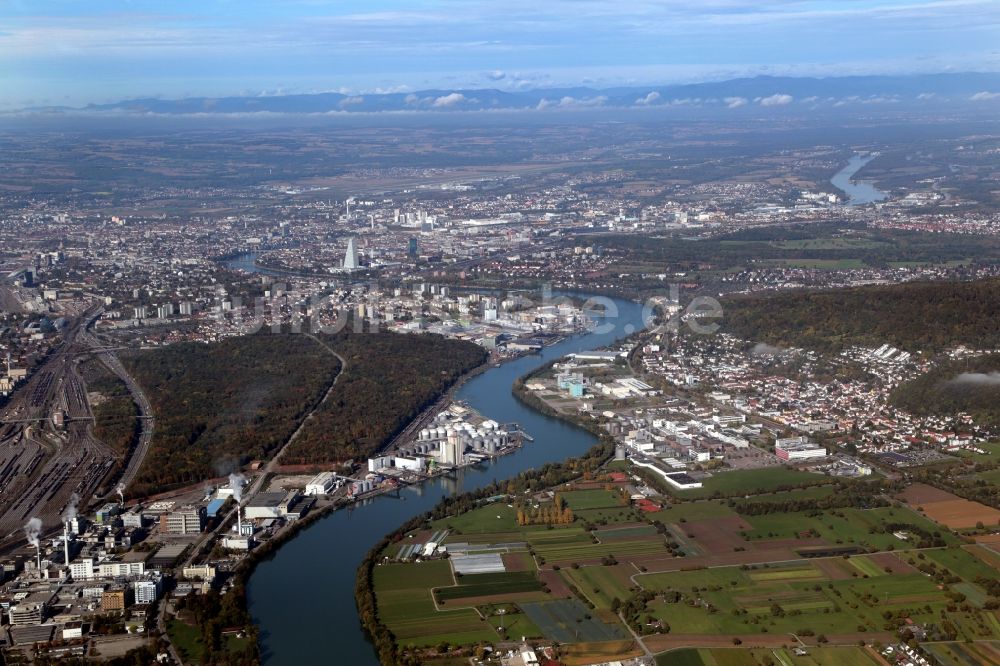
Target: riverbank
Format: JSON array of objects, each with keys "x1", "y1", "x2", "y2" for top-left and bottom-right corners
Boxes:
[
  {"x1": 246, "y1": 294, "x2": 648, "y2": 664},
  {"x1": 354, "y1": 440, "x2": 616, "y2": 665}
]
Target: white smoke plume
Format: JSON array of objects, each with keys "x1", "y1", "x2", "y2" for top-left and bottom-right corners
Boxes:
[
  {"x1": 63, "y1": 492, "x2": 80, "y2": 522},
  {"x1": 751, "y1": 343, "x2": 785, "y2": 356},
  {"x1": 229, "y1": 472, "x2": 247, "y2": 503},
  {"x1": 116, "y1": 482, "x2": 125, "y2": 507},
  {"x1": 948, "y1": 371, "x2": 1000, "y2": 386},
  {"x1": 24, "y1": 517, "x2": 42, "y2": 548}
]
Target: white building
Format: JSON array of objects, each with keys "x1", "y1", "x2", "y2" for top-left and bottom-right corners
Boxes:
[
  {"x1": 70, "y1": 559, "x2": 96, "y2": 581},
  {"x1": 99, "y1": 561, "x2": 145, "y2": 578},
  {"x1": 134, "y1": 579, "x2": 159, "y2": 604},
  {"x1": 775, "y1": 436, "x2": 826, "y2": 461},
  {"x1": 305, "y1": 471, "x2": 338, "y2": 496}
]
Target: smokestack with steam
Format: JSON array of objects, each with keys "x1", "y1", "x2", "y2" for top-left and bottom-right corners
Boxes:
[
  {"x1": 62, "y1": 493, "x2": 79, "y2": 565},
  {"x1": 24, "y1": 517, "x2": 42, "y2": 577},
  {"x1": 116, "y1": 482, "x2": 125, "y2": 508},
  {"x1": 63, "y1": 521, "x2": 71, "y2": 566},
  {"x1": 230, "y1": 473, "x2": 246, "y2": 535}
]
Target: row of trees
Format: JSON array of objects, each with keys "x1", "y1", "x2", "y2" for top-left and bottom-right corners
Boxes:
[{"x1": 516, "y1": 501, "x2": 574, "y2": 526}]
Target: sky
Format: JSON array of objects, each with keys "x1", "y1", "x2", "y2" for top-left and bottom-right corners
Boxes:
[{"x1": 1, "y1": 0, "x2": 998, "y2": 110}]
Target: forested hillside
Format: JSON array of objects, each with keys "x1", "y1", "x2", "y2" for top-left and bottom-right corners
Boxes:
[
  {"x1": 892, "y1": 355, "x2": 1000, "y2": 426},
  {"x1": 124, "y1": 330, "x2": 486, "y2": 495},
  {"x1": 123, "y1": 334, "x2": 341, "y2": 495},
  {"x1": 721, "y1": 279, "x2": 1000, "y2": 353},
  {"x1": 282, "y1": 331, "x2": 487, "y2": 464}
]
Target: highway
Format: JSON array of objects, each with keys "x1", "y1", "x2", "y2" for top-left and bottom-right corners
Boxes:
[{"x1": 77, "y1": 325, "x2": 155, "y2": 500}]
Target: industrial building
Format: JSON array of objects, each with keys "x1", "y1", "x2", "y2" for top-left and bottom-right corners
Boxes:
[
  {"x1": 244, "y1": 489, "x2": 308, "y2": 520},
  {"x1": 305, "y1": 471, "x2": 340, "y2": 496},
  {"x1": 775, "y1": 436, "x2": 827, "y2": 461},
  {"x1": 100, "y1": 587, "x2": 129, "y2": 612},
  {"x1": 165, "y1": 505, "x2": 206, "y2": 535}
]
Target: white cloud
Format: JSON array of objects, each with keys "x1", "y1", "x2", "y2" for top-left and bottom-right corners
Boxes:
[
  {"x1": 486, "y1": 70, "x2": 506, "y2": 81},
  {"x1": 949, "y1": 371, "x2": 1000, "y2": 385},
  {"x1": 537, "y1": 95, "x2": 607, "y2": 109},
  {"x1": 759, "y1": 93, "x2": 793, "y2": 106},
  {"x1": 724, "y1": 96, "x2": 747, "y2": 108},
  {"x1": 404, "y1": 93, "x2": 419, "y2": 105},
  {"x1": 432, "y1": 92, "x2": 466, "y2": 107},
  {"x1": 971, "y1": 91, "x2": 1000, "y2": 101},
  {"x1": 338, "y1": 95, "x2": 364, "y2": 107},
  {"x1": 635, "y1": 91, "x2": 660, "y2": 105},
  {"x1": 916, "y1": 92, "x2": 936, "y2": 100}
]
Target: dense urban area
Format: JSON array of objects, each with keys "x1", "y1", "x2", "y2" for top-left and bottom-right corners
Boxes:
[{"x1": 1, "y1": 99, "x2": 1000, "y2": 666}]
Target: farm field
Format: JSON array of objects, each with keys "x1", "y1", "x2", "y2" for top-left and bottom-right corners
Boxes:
[
  {"x1": 373, "y1": 468, "x2": 1000, "y2": 657},
  {"x1": 675, "y1": 467, "x2": 832, "y2": 498},
  {"x1": 920, "y1": 547, "x2": 1000, "y2": 586},
  {"x1": 635, "y1": 558, "x2": 1000, "y2": 639},
  {"x1": 373, "y1": 561, "x2": 497, "y2": 648},
  {"x1": 740, "y1": 505, "x2": 957, "y2": 550},
  {"x1": 520, "y1": 599, "x2": 628, "y2": 643},
  {"x1": 899, "y1": 483, "x2": 1000, "y2": 530},
  {"x1": 923, "y1": 640, "x2": 1000, "y2": 666},
  {"x1": 655, "y1": 646, "x2": 886, "y2": 666},
  {"x1": 436, "y1": 571, "x2": 544, "y2": 603},
  {"x1": 561, "y1": 563, "x2": 636, "y2": 609}
]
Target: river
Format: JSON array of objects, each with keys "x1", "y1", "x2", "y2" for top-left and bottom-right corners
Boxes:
[
  {"x1": 226, "y1": 258, "x2": 647, "y2": 664},
  {"x1": 830, "y1": 153, "x2": 888, "y2": 205}
]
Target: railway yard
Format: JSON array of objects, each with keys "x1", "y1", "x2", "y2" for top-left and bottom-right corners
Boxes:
[{"x1": 0, "y1": 305, "x2": 145, "y2": 554}]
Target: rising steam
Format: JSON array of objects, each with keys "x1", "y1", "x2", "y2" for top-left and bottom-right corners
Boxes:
[
  {"x1": 63, "y1": 493, "x2": 80, "y2": 523},
  {"x1": 24, "y1": 517, "x2": 43, "y2": 548},
  {"x1": 229, "y1": 472, "x2": 246, "y2": 503}
]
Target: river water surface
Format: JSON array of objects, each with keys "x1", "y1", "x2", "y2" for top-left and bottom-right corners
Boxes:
[
  {"x1": 830, "y1": 153, "x2": 888, "y2": 205},
  {"x1": 240, "y1": 283, "x2": 647, "y2": 664}
]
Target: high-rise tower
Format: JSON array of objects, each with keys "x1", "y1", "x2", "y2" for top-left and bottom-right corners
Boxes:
[{"x1": 343, "y1": 237, "x2": 358, "y2": 270}]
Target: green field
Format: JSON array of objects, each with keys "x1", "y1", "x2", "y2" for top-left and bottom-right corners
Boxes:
[
  {"x1": 673, "y1": 468, "x2": 831, "y2": 498},
  {"x1": 739, "y1": 485, "x2": 838, "y2": 504},
  {"x1": 436, "y1": 571, "x2": 542, "y2": 602},
  {"x1": 741, "y1": 505, "x2": 956, "y2": 550},
  {"x1": 921, "y1": 547, "x2": 1000, "y2": 584},
  {"x1": 847, "y1": 555, "x2": 887, "y2": 578},
  {"x1": 374, "y1": 561, "x2": 497, "y2": 647},
  {"x1": 433, "y1": 502, "x2": 522, "y2": 534},
  {"x1": 562, "y1": 564, "x2": 636, "y2": 609},
  {"x1": 530, "y1": 530, "x2": 667, "y2": 564},
  {"x1": 562, "y1": 489, "x2": 626, "y2": 510},
  {"x1": 924, "y1": 640, "x2": 1000, "y2": 666},
  {"x1": 635, "y1": 560, "x2": 995, "y2": 638}
]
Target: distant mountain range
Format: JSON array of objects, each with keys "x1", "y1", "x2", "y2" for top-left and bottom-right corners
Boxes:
[{"x1": 25, "y1": 73, "x2": 1000, "y2": 115}]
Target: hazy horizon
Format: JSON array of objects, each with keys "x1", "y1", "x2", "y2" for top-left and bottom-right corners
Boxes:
[{"x1": 3, "y1": 0, "x2": 999, "y2": 111}]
